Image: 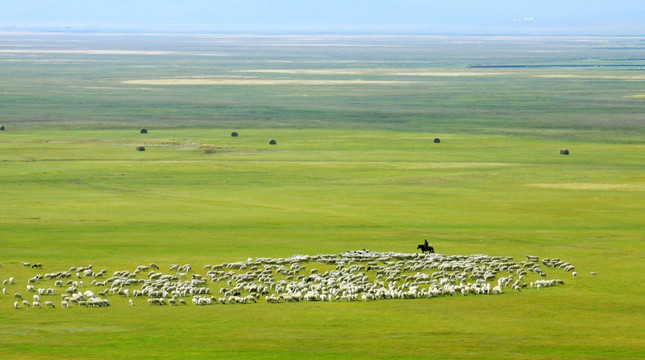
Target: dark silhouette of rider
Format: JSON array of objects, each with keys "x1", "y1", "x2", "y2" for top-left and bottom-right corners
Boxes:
[{"x1": 424, "y1": 239, "x2": 429, "y2": 247}]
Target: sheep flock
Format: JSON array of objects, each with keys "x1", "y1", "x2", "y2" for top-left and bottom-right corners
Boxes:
[{"x1": 2, "y1": 250, "x2": 580, "y2": 309}]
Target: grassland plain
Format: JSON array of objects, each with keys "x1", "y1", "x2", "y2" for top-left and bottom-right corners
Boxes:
[{"x1": 0, "y1": 34, "x2": 644, "y2": 359}]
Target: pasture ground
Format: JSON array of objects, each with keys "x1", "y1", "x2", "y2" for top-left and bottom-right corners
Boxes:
[{"x1": 0, "y1": 34, "x2": 644, "y2": 359}]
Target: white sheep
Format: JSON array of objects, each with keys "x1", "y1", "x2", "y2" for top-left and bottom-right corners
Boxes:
[
  {"x1": 147, "y1": 298, "x2": 162, "y2": 305},
  {"x1": 33, "y1": 301, "x2": 42, "y2": 308},
  {"x1": 44, "y1": 301, "x2": 55, "y2": 308},
  {"x1": 0, "y1": 250, "x2": 581, "y2": 309},
  {"x1": 14, "y1": 301, "x2": 19, "y2": 309},
  {"x1": 61, "y1": 300, "x2": 70, "y2": 308}
]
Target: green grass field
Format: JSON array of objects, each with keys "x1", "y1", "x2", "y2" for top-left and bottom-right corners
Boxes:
[{"x1": 0, "y1": 34, "x2": 644, "y2": 359}]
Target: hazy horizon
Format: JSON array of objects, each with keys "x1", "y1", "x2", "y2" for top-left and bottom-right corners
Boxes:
[{"x1": 1, "y1": 0, "x2": 644, "y2": 35}]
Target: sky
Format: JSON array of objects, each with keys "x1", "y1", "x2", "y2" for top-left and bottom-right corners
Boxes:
[{"x1": 0, "y1": 0, "x2": 643, "y2": 34}]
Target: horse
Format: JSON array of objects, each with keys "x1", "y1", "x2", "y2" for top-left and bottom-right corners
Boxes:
[{"x1": 417, "y1": 244, "x2": 435, "y2": 253}]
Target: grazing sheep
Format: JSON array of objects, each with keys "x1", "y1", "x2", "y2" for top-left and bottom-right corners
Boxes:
[
  {"x1": 14, "y1": 301, "x2": 19, "y2": 309},
  {"x1": 572, "y1": 271, "x2": 577, "y2": 278},
  {"x1": 0, "y1": 250, "x2": 576, "y2": 310},
  {"x1": 33, "y1": 301, "x2": 42, "y2": 308},
  {"x1": 265, "y1": 295, "x2": 280, "y2": 303},
  {"x1": 148, "y1": 298, "x2": 164, "y2": 305},
  {"x1": 590, "y1": 271, "x2": 597, "y2": 275},
  {"x1": 21, "y1": 262, "x2": 31, "y2": 267},
  {"x1": 14, "y1": 293, "x2": 23, "y2": 300},
  {"x1": 22, "y1": 300, "x2": 31, "y2": 307},
  {"x1": 61, "y1": 300, "x2": 70, "y2": 308},
  {"x1": 44, "y1": 301, "x2": 55, "y2": 308}
]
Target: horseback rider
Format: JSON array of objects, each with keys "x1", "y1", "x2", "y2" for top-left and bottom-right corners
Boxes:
[{"x1": 424, "y1": 239, "x2": 429, "y2": 247}]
